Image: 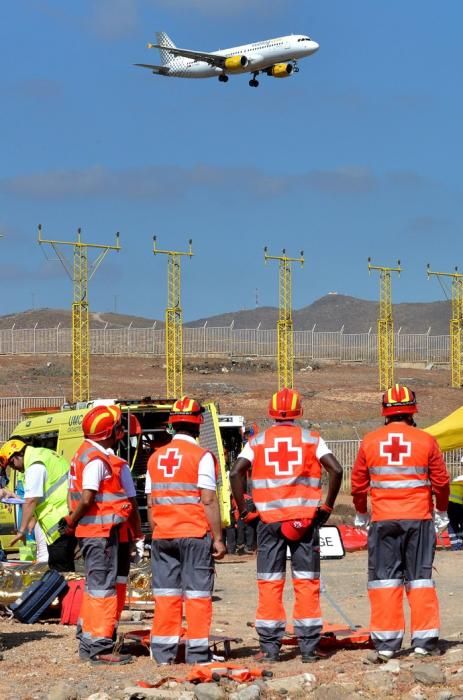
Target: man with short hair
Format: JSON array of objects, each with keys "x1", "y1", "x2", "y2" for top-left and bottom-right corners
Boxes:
[
  {"x1": 352, "y1": 384, "x2": 450, "y2": 661},
  {"x1": 230, "y1": 387, "x2": 343, "y2": 663}
]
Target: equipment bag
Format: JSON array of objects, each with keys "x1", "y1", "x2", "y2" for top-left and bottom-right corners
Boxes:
[
  {"x1": 9, "y1": 569, "x2": 68, "y2": 624},
  {"x1": 60, "y1": 579, "x2": 84, "y2": 625}
]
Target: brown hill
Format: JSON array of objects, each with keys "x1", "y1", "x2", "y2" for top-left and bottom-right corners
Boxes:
[{"x1": 0, "y1": 295, "x2": 452, "y2": 333}]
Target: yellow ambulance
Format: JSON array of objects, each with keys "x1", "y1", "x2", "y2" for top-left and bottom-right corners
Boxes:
[{"x1": 0, "y1": 397, "x2": 244, "y2": 549}]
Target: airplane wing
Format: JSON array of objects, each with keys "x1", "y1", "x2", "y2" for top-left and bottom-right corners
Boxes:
[
  {"x1": 147, "y1": 44, "x2": 228, "y2": 68},
  {"x1": 134, "y1": 63, "x2": 169, "y2": 75}
]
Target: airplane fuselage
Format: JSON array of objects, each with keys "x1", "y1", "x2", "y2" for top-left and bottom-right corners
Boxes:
[{"x1": 163, "y1": 35, "x2": 319, "y2": 78}]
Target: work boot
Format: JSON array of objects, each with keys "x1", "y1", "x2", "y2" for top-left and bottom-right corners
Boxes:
[
  {"x1": 254, "y1": 650, "x2": 280, "y2": 663},
  {"x1": 365, "y1": 649, "x2": 394, "y2": 664},
  {"x1": 413, "y1": 647, "x2": 442, "y2": 657},
  {"x1": 90, "y1": 652, "x2": 133, "y2": 665},
  {"x1": 302, "y1": 649, "x2": 330, "y2": 663}
]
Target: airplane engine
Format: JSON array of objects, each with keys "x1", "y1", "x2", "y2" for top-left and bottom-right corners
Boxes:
[
  {"x1": 268, "y1": 63, "x2": 293, "y2": 78},
  {"x1": 224, "y1": 55, "x2": 248, "y2": 71}
]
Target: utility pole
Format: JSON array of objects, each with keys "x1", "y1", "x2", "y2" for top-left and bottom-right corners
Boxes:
[
  {"x1": 153, "y1": 236, "x2": 193, "y2": 398},
  {"x1": 264, "y1": 247, "x2": 304, "y2": 390},
  {"x1": 427, "y1": 265, "x2": 463, "y2": 388},
  {"x1": 368, "y1": 258, "x2": 401, "y2": 391},
  {"x1": 38, "y1": 225, "x2": 120, "y2": 403}
]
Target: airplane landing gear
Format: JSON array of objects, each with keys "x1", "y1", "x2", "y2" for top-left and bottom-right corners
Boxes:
[
  {"x1": 218, "y1": 74, "x2": 229, "y2": 83},
  {"x1": 292, "y1": 61, "x2": 300, "y2": 73},
  {"x1": 249, "y1": 73, "x2": 259, "y2": 87}
]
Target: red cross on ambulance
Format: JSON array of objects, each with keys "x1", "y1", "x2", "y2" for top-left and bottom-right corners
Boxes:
[
  {"x1": 379, "y1": 433, "x2": 412, "y2": 466},
  {"x1": 158, "y1": 448, "x2": 182, "y2": 477},
  {"x1": 264, "y1": 437, "x2": 302, "y2": 476}
]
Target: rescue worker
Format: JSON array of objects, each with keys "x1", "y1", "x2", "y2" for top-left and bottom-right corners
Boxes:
[
  {"x1": 351, "y1": 384, "x2": 450, "y2": 661},
  {"x1": 448, "y1": 457, "x2": 463, "y2": 550},
  {"x1": 145, "y1": 396, "x2": 226, "y2": 665},
  {"x1": 230, "y1": 387, "x2": 343, "y2": 663},
  {"x1": 65, "y1": 404, "x2": 142, "y2": 665},
  {"x1": 3, "y1": 438, "x2": 76, "y2": 571}
]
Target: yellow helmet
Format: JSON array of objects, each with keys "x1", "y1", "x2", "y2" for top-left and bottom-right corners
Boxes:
[{"x1": 1, "y1": 439, "x2": 27, "y2": 462}]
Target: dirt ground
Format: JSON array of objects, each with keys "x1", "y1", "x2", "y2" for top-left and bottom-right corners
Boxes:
[
  {"x1": 0, "y1": 354, "x2": 460, "y2": 439},
  {"x1": 1, "y1": 549, "x2": 463, "y2": 700}
]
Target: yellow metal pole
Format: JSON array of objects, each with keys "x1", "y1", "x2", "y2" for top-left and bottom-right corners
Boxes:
[
  {"x1": 38, "y1": 225, "x2": 120, "y2": 403},
  {"x1": 264, "y1": 247, "x2": 304, "y2": 390},
  {"x1": 153, "y1": 237, "x2": 193, "y2": 397},
  {"x1": 427, "y1": 265, "x2": 463, "y2": 388},
  {"x1": 368, "y1": 258, "x2": 401, "y2": 391}
]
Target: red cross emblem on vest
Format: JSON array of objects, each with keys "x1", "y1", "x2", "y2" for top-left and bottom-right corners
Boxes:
[
  {"x1": 264, "y1": 437, "x2": 302, "y2": 476},
  {"x1": 158, "y1": 448, "x2": 182, "y2": 478},
  {"x1": 379, "y1": 433, "x2": 412, "y2": 466}
]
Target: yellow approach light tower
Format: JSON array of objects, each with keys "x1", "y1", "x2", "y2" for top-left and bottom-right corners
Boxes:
[
  {"x1": 368, "y1": 258, "x2": 401, "y2": 391},
  {"x1": 153, "y1": 236, "x2": 193, "y2": 398},
  {"x1": 264, "y1": 247, "x2": 304, "y2": 390},
  {"x1": 427, "y1": 265, "x2": 463, "y2": 388},
  {"x1": 38, "y1": 225, "x2": 121, "y2": 403}
]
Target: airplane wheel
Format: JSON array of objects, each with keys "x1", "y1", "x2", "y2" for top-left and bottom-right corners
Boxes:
[
  {"x1": 249, "y1": 79, "x2": 259, "y2": 87},
  {"x1": 219, "y1": 74, "x2": 229, "y2": 83}
]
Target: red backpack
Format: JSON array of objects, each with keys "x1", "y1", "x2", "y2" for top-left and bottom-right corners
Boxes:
[{"x1": 60, "y1": 579, "x2": 84, "y2": 625}]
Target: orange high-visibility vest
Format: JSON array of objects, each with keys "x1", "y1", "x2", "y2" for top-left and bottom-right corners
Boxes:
[
  {"x1": 361, "y1": 424, "x2": 436, "y2": 521},
  {"x1": 250, "y1": 424, "x2": 322, "y2": 524},
  {"x1": 69, "y1": 440, "x2": 132, "y2": 538},
  {"x1": 149, "y1": 439, "x2": 213, "y2": 539}
]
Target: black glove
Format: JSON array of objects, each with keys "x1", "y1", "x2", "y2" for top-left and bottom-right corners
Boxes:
[
  {"x1": 58, "y1": 516, "x2": 75, "y2": 537},
  {"x1": 313, "y1": 504, "x2": 332, "y2": 528}
]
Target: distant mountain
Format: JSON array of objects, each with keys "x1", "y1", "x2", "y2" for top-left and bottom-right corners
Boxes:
[
  {"x1": 187, "y1": 295, "x2": 451, "y2": 334},
  {"x1": 0, "y1": 295, "x2": 452, "y2": 334}
]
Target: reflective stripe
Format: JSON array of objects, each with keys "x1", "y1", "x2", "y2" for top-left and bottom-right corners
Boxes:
[
  {"x1": 370, "y1": 480, "x2": 431, "y2": 489},
  {"x1": 368, "y1": 579, "x2": 403, "y2": 590},
  {"x1": 255, "y1": 498, "x2": 320, "y2": 511},
  {"x1": 412, "y1": 628, "x2": 439, "y2": 639},
  {"x1": 94, "y1": 492, "x2": 129, "y2": 503},
  {"x1": 79, "y1": 513, "x2": 126, "y2": 525},
  {"x1": 151, "y1": 635, "x2": 180, "y2": 645},
  {"x1": 43, "y1": 471, "x2": 69, "y2": 500},
  {"x1": 371, "y1": 631, "x2": 404, "y2": 640},
  {"x1": 116, "y1": 576, "x2": 127, "y2": 585},
  {"x1": 291, "y1": 570, "x2": 320, "y2": 580},
  {"x1": 153, "y1": 496, "x2": 200, "y2": 505},
  {"x1": 450, "y1": 494, "x2": 463, "y2": 504},
  {"x1": 257, "y1": 572, "x2": 286, "y2": 581},
  {"x1": 301, "y1": 430, "x2": 319, "y2": 445},
  {"x1": 87, "y1": 588, "x2": 116, "y2": 598},
  {"x1": 252, "y1": 476, "x2": 321, "y2": 490},
  {"x1": 151, "y1": 482, "x2": 197, "y2": 491},
  {"x1": 369, "y1": 466, "x2": 428, "y2": 476},
  {"x1": 184, "y1": 590, "x2": 211, "y2": 599},
  {"x1": 153, "y1": 587, "x2": 183, "y2": 597},
  {"x1": 82, "y1": 631, "x2": 113, "y2": 642},
  {"x1": 186, "y1": 638, "x2": 209, "y2": 647},
  {"x1": 46, "y1": 522, "x2": 60, "y2": 537},
  {"x1": 293, "y1": 617, "x2": 323, "y2": 627},
  {"x1": 255, "y1": 619, "x2": 286, "y2": 628},
  {"x1": 405, "y1": 579, "x2": 435, "y2": 591}
]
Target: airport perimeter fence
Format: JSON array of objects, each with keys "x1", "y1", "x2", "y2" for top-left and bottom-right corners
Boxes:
[
  {"x1": 0, "y1": 396, "x2": 66, "y2": 442},
  {"x1": 0, "y1": 324, "x2": 452, "y2": 364}
]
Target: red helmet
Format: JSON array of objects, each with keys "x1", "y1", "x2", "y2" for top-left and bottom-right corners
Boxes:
[
  {"x1": 382, "y1": 384, "x2": 418, "y2": 416},
  {"x1": 281, "y1": 518, "x2": 311, "y2": 541},
  {"x1": 82, "y1": 405, "x2": 122, "y2": 440},
  {"x1": 268, "y1": 388, "x2": 303, "y2": 420},
  {"x1": 169, "y1": 396, "x2": 204, "y2": 425}
]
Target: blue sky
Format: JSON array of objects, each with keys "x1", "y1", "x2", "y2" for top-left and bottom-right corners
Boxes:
[{"x1": 1, "y1": 0, "x2": 462, "y2": 322}]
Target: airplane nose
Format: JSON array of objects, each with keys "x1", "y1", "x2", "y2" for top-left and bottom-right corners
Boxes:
[{"x1": 311, "y1": 41, "x2": 320, "y2": 53}]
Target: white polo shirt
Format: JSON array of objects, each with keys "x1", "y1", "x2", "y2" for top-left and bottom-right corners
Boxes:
[{"x1": 81, "y1": 440, "x2": 136, "y2": 497}]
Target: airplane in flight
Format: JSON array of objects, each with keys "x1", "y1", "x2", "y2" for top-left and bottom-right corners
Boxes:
[{"x1": 135, "y1": 32, "x2": 319, "y2": 87}]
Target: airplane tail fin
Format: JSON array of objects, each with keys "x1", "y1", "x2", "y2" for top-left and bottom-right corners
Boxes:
[{"x1": 155, "y1": 31, "x2": 177, "y2": 66}]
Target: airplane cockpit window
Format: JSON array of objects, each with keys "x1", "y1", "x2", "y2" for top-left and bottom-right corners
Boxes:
[{"x1": 298, "y1": 37, "x2": 311, "y2": 42}]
